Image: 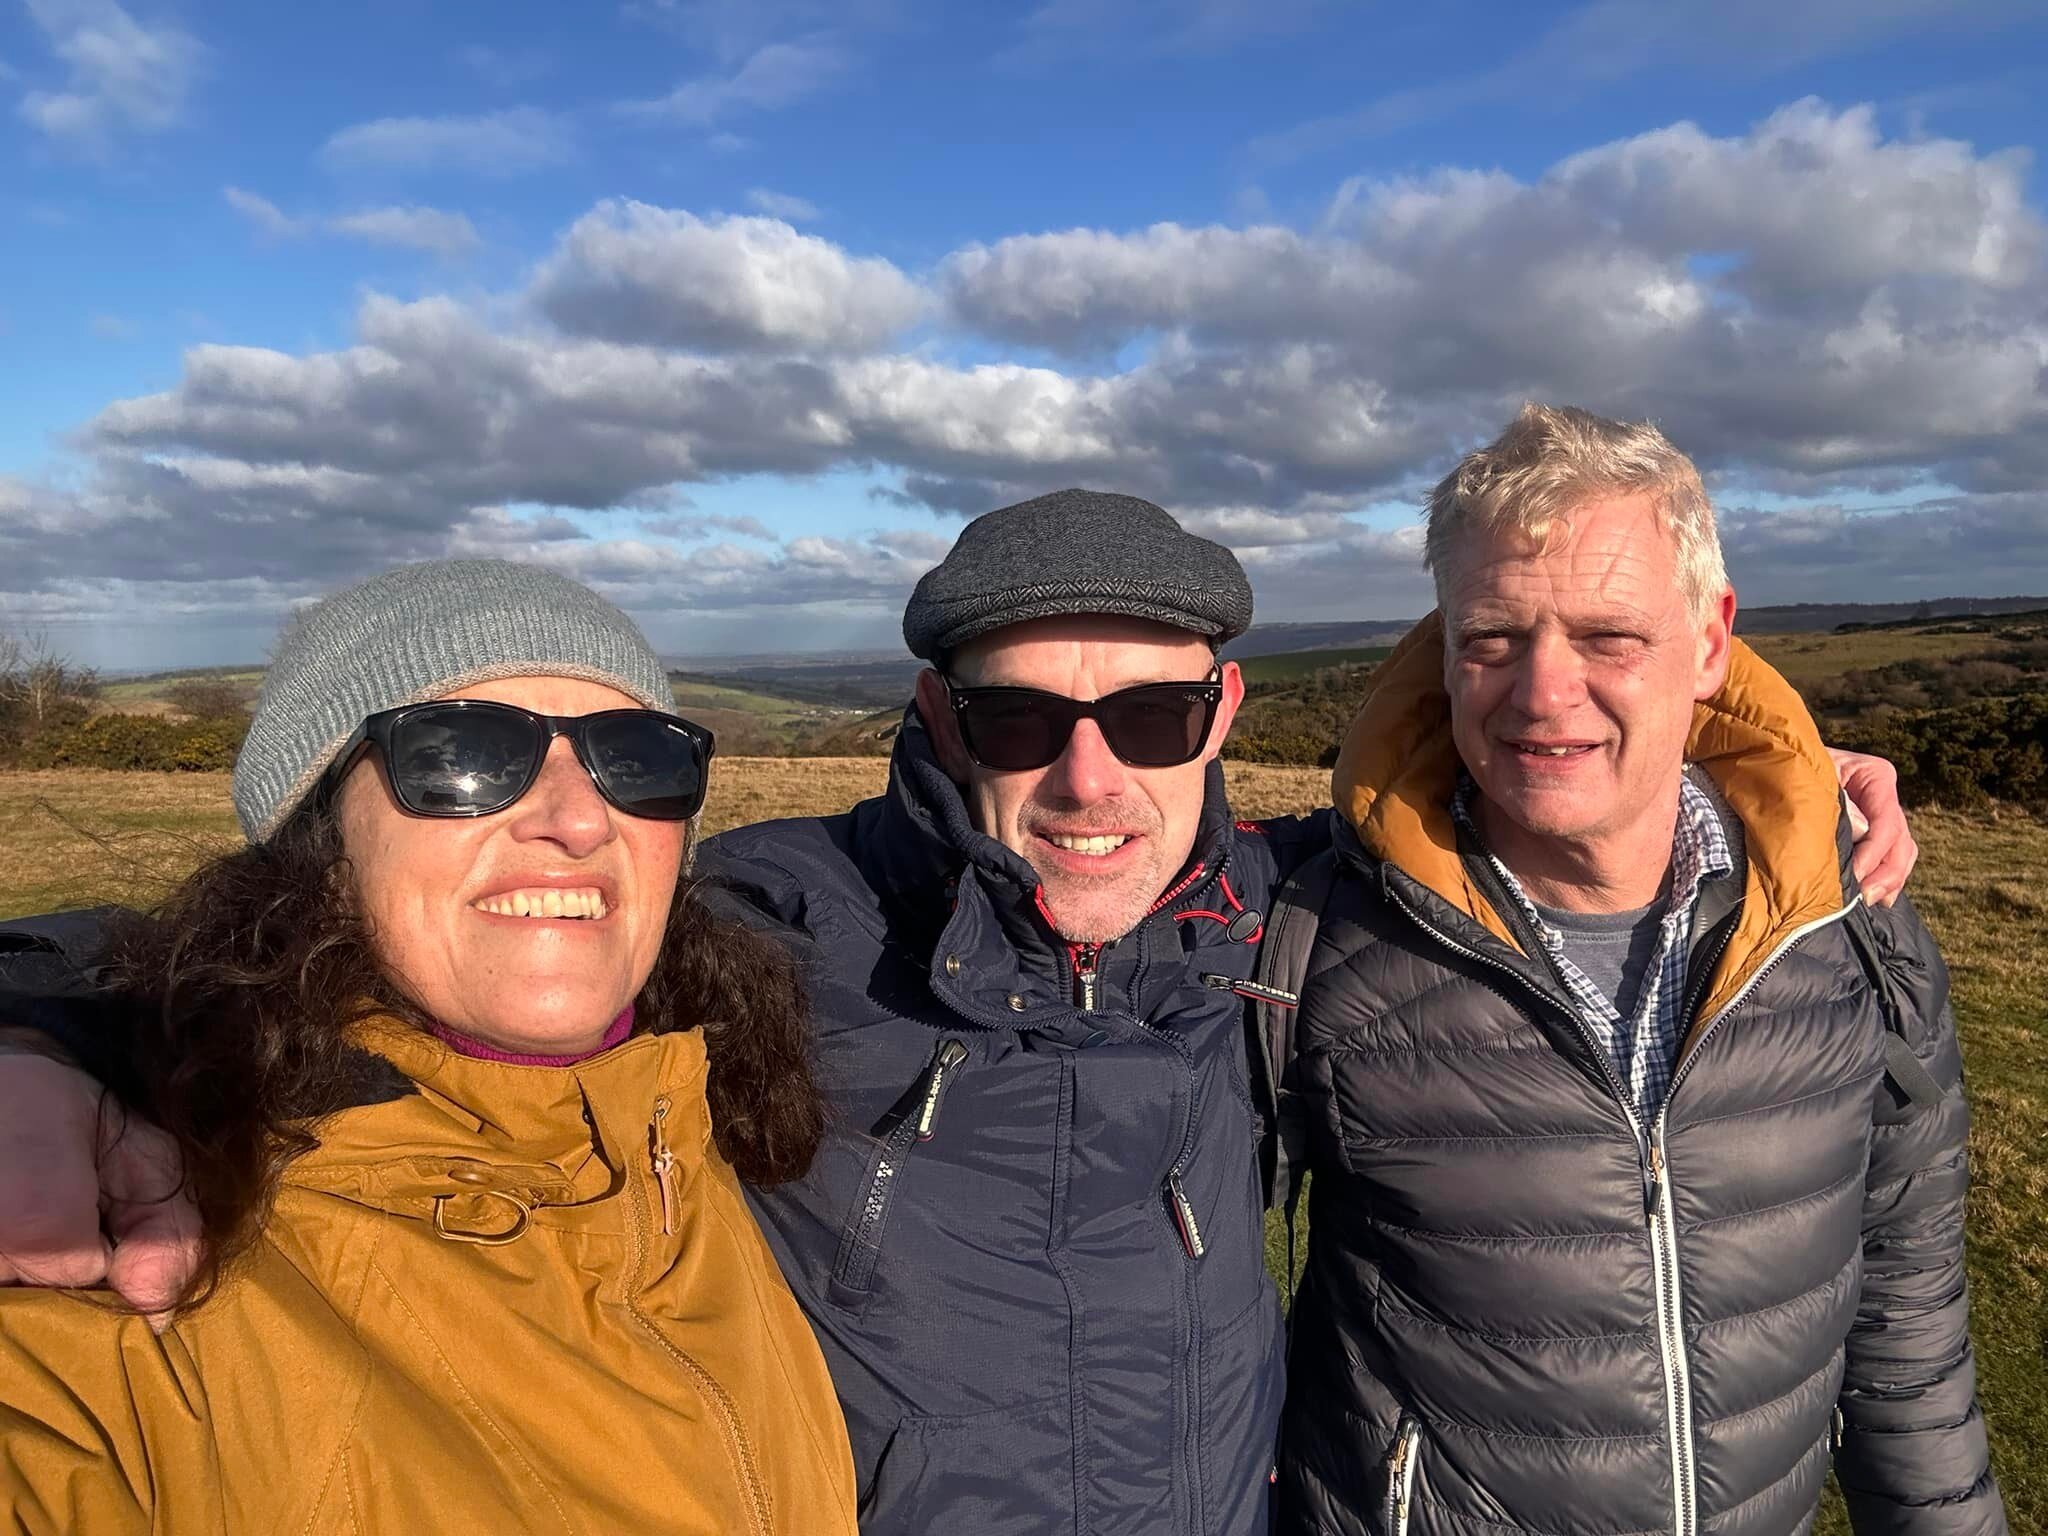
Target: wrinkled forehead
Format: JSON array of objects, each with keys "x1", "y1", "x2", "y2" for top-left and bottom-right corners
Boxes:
[
  {"x1": 1440, "y1": 495, "x2": 1682, "y2": 619},
  {"x1": 949, "y1": 613, "x2": 1218, "y2": 690}
]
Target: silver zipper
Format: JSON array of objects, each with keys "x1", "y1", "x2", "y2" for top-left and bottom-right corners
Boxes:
[
  {"x1": 1388, "y1": 1416, "x2": 1421, "y2": 1536},
  {"x1": 1074, "y1": 941, "x2": 1105, "y2": 1012},
  {"x1": 1166, "y1": 1169, "x2": 1206, "y2": 1259},
  {"x1": 1642, "y1": 896, "x2": 1858, "y2": 1536},
  {"x1": 1385, "y1": 883, "x2": 1681, "y2": 1534},
  {"x1": 1645, "y1": 1127, "x2": 1695, "y2": 1536},
  {"x1": 917, "y1": 1040, "x2": 968, "y2": 1140},
  {"x1": 649, "y1": 1095, "x2": 677, "y2": 1237}
]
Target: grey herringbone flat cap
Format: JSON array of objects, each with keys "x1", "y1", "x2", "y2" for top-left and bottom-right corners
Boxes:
[
  {"x1": 902, "y1": 489, "x2": 1254, "y2": 660},
  {"x1": 233, "y1": 559, "x2": 675, "y2": 841}
]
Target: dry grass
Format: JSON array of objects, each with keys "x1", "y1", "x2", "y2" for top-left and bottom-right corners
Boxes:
[
  {"x1": 0, "y1": 764, "x2": 2038, "y2": 1531},
  {"x1": 1743, "y1": 628, "x2": 2000, "y2": 686}
]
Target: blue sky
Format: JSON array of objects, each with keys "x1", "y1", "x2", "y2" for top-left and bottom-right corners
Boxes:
[{"x1": 3, "y1": 0, "x2": 2047, "y2": 668}]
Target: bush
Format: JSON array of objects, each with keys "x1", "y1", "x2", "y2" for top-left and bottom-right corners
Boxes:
[
  {"x1": 164, "y1": 678, "x2": 251, "y2": 720},
  {"x1": 1832, "y1": 692, "x2": 2048, "y2": 808},
  {"x1": 14, "y1": 712, "x2": 248, "y2": 772},
  {"x1": 1224, "y1": 662, "x2": 1378, "y2": 767}
]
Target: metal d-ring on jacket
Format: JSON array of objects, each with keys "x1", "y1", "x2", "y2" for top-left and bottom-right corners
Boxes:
[
  {"x1": 1275, "y1": 620, "x2": 2004, "y2": 1536},
  {"x1": 702, "y1": 710, "x2": 1328, "y2": 1536}
]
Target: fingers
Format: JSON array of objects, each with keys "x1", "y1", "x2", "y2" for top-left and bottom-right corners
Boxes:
[
  {"x1": 0, "y1": 1055, "x2": 115, "y2": 1289},
  {"x1": 98, "y1": 1106, "x2": 203, "y2": 1320},
  {"x1": 106, "y1": 1205, "x2": 204, "y2": 1330},
  {"x1": 1859, "y1": 821, "x2": 1920, "y2": 909},
  {"x1": 1830, "y1": 748, "x2": 1916, "y2": 907}
]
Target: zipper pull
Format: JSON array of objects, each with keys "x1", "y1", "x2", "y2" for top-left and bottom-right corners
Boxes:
[
  {"x1": 1073, "y1": 943, "x2": 1102, "y2": 1012},
  {"x1": 650, "y1": 1095, "x2": 677, "y2": 1236},
  {"x1": 1643, "y1": 1141, "x2": 1664, "y2": 1220},
  {"x1": 918, "y1": 1041, "x2": 968, "y2": 1141},
  {"x1": 1166, "y1": 1170, "x2": 1206, "y2": 1260},
  {"x1": 1389, "y1": 1419, "x2": 1419, "y2": 1535}
]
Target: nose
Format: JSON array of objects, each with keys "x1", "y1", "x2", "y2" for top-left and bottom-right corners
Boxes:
[
  {"x1": 1512, "y1": 629, "x2": 1587, "y2": 720},
  {"x1": 1039, "y1": 716, "x2": 1126, "y2": 807},
  {"x1": 505, "y1": 736, "x2": 615, "y2": 858}
]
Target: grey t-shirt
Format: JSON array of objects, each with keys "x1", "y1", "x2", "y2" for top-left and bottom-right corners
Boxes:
[{"x1": 1532, "y1": 898, "x2": 1668, "y2": 1024}]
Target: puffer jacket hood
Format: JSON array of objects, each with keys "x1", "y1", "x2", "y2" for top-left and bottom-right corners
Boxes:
[
  {"x1": 1278, "y1": 617, "x2": 2002, "y2": 1536},
  {"x1": 0, "y1": 1025, "x2": 858, "y2": 1536}
]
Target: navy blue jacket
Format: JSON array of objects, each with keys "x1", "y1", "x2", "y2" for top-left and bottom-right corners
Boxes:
[{"x1": 704, "y1": 716, "x2": 1324, "y2": 1535}]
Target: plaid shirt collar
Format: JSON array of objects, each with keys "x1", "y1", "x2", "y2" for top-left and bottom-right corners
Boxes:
[{"x1": 1451, "y1": 770, "x2": 1735, "y2": 1121}]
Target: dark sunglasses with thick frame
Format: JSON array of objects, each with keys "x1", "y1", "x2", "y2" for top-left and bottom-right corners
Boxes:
[
  {"x1": 326, "y1": 699, "x2": 716, "y2": 822},
  {"x1": 943, "y1": 669, "x2": 1225, "y2": 772}
]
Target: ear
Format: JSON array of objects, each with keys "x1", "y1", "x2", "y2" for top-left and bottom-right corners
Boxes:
[
  {"x1": 914, "y1": 668, "x2": 974, "y2": 783},
  {"x1": 1693, "y1": 586, "x2": 1738, "y2": 701},
  {"x1": 1199, "y1": 659, "x2": 1248, "y2": 764}
]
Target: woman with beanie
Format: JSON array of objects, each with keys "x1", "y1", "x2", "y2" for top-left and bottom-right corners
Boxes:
[{"x1": 0, "y1": 560, "x2": 858, "y2": 1536}]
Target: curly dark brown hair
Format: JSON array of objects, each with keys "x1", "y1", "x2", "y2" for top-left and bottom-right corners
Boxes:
[{"x1": 109, "y1": 797, "x2": 824, "y2": 1311}]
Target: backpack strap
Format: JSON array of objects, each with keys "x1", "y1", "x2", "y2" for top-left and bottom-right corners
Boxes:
[{"x1": 1236, "y1": 846, "x2": 1339, "y2": 1312}]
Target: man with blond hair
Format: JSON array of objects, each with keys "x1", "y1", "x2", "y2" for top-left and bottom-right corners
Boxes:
[{"x1": 1274, "y1": 405, "x2": 2002, "y2": 1536}]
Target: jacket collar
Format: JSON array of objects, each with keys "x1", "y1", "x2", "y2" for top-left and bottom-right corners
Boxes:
[
  {"x1": 1331, "y1": 613, "x2": 1852, "y2": 1030},
  {"x1": 869, "y1": 705, "x2": 1238, "y2": 1032},
  {"x1": 283, "y1": 1023, "x2": 710, "y2": 1222}
]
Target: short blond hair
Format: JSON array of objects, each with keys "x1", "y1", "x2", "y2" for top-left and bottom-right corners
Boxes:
[{"x1": 1424, "y1": 403, "x2": 1729, "y2": 616}]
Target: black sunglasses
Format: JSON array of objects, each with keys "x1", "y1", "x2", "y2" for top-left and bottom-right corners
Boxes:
[
  {"x1": 329, "y1": 700, "x2": 716, "y2": 821},
  {"x1": 944, "y1": 671, "x2": 1224, "y2": 772}
]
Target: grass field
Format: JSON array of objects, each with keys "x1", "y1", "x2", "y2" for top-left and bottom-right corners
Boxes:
[
  {"x1": 1742, "y1": 628, "x2": 2003, "y2": 686},
  {"x1": 1236, "y1": 645, "x2": 1395, "y2": 685},
  {"x1": 96, "y1": 670, "x2": 265, "y2": 708},
  {"x1": 0, "y1": 763, "x2": 2038, "y2": 1533}
]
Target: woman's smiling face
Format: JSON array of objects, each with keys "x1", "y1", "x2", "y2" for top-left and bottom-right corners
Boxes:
[{"x1": 334, "y1": 674, "x2": 689, "y2": 1055}]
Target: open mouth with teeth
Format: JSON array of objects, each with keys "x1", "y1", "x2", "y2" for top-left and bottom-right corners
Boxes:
[
  {"x1": 1042, "y1": 832, "x2": 1133, "y2": 858},
  {"x1": 1510, "y1": 741, "x2": 1598, "y2": 759},
  {"x1": 471, "y1": 887, "x2": 610, "y2": 920}
]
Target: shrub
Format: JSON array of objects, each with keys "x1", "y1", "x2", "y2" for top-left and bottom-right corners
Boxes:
[
  {"x1": 1832, "y1": 692, "x2": 2048, "y2": 808},
  {"x1": 14, "y1": 712, "x2": 248, "y2": 772},
  {"x1": 164, "y1": 678, "x2": 251, "y2": 720}
]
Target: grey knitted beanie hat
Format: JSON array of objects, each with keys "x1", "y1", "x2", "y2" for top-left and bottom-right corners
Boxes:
[{"x1": 233, "y1": 559, "x2": 675, "y2": 842}]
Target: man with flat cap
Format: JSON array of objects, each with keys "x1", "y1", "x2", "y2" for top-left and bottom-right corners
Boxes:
[
  {"x1": 722, "y1": 489, "x2": 1306, "y2": 1533},
  {"x1": 0, "y1": 489, "x2": 1919, "y2": 1536}
]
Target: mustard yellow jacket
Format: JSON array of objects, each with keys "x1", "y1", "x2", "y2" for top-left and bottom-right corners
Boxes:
[{"x1": 0, "y1": 1024, "x2": 858, "y2": 1536}]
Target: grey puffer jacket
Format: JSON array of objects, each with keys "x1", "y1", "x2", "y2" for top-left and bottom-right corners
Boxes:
[{"x1": 1276, "y1": 622, "x2": 2003, "y2": 1536}]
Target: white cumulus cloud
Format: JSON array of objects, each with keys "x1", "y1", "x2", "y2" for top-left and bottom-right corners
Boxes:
[{"x1": 530, "y1": 201, "x2": 925, "y2": 353}]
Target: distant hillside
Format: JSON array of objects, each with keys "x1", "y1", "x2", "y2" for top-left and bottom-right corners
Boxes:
[
  {"x1": 672, "y1": 658, "x2": 921, "y2": 712},
  {"x1": 1736, "y1": 596, "x2": 2048, "y2": 633},
  {"x1": 1224, "y1": 621, "x2": 1417, "y2": 658}
]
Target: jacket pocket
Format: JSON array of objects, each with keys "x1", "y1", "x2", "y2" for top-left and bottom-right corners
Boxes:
[
  {"x1": 1384, "y1": 1414, "x2": 1421, "y2": 1536},
  {"x1": 828, "y1": 1038, "x2": 969, "y2": 1312},
  {"x1": 858, "y1": 1391, "x2": 1072, "y2": 1535},
  {"x1": 1198, "y1": 1282, "x2": 1286, "y2": 1535}
]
